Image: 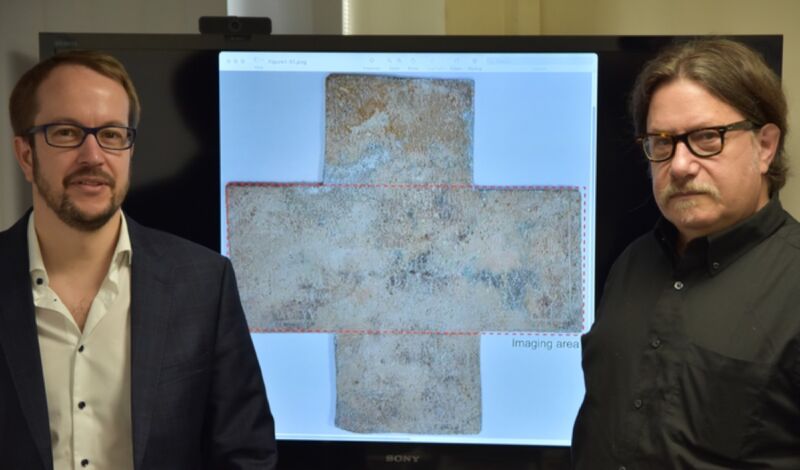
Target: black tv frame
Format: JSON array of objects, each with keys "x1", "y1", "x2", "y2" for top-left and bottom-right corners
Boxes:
[{"x1": 40, "y1": 32, "x2": 782, "y2": 470}]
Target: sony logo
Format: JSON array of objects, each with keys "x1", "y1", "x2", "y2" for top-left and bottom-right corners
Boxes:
[{"x1": 385, "y1": 454, "x2": 422, "y2": 463}]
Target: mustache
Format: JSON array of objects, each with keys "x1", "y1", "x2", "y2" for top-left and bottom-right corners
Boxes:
[
  {"x1": 659, "y1": 181, "x2": 721, "y2": 202},
  {"x1": 63, "y1": 167, "x2": 115, "y2": 189}
]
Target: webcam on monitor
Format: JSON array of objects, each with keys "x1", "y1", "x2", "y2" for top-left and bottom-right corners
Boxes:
[{"x1": 199, "y1": 16, "x2": 272, "y2": 36}]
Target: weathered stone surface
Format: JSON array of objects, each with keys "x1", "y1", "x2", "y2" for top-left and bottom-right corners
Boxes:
[
  {"x1": 226, "y1": 73, "x2": 584, "y2": 435},
  {"x1": 227, "y1": 184, "x2": 582, "y2": 334},
  {"x1": 324, "y1": 74, "x2": 474, "y2": 185},
  {"x1": 335, "y1": 334, "x2": 481, "y2": 434}
]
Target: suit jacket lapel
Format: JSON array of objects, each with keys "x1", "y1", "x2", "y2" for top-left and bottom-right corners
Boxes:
[
  {"x1": 0, "y1": 213, "x2": 53, "y2": 470},
  {"x1": 127, "y1": 218, "x2": 173, "y2": 470}
]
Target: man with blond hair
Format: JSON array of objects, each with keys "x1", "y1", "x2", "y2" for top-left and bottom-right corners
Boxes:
[{"x1": 0, "y1": 50, "x2": 277, "y2": 469}]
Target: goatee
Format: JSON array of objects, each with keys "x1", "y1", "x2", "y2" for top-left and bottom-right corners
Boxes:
[{"x1": 32, "y1": 150, "x2": 127, "y2": 232}]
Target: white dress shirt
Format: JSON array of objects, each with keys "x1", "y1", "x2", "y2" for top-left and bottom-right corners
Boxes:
[{"x1": 28, "y1": 213, "x2": 134, "y2": 470}]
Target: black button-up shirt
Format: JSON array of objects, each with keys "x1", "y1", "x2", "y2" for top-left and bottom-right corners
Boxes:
[{"x1": 572, "y1": 197, "x2": 800, "y2": 469}]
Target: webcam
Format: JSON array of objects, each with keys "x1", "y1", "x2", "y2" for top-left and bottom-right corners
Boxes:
[{"x1": 199, "y1": 16, "x2": 272, "y2": 36}]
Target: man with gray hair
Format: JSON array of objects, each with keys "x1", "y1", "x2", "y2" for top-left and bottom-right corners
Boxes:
[{"x1": 572, "y1": 38, "x2": 799, "y2": 468}]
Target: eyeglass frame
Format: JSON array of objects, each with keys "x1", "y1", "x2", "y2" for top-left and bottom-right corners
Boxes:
[
  {"x1": 26, "y1": 122, "x2": 137, "y2": 151},
  {"x1": 637, "y1": 120, "x2": 760, "y2": 162}
]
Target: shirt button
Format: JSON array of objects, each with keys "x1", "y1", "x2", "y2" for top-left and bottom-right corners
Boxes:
[
  {"x1": 81, "y1": 459, "x2": 89, "y2": 467},
  {"x1": 78, "y1": 345, "x2": 85, "y2": 353},
  {"x1": 712, "y1": 261, "x2": 720, "y2": 270},
  {"x1": 651, "y1": 337, "x2": 661, "y2": 348},
  {"x1": 78, "y1": 401, "x2": 86, "y2": 410},
  {"x1": 633, "y1": 399, "x2": 643, "y2": 409},
  {"x1": 673, "y1": 280, "x2": 684, "y2": 290},
  {"x1": 36, "y1": 278, "x2": 44, "y2": 286}
]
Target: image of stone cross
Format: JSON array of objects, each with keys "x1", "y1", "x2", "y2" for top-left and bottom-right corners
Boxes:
[{"x1": 227, "y1": 74, "x2": 583, "y2": 434}]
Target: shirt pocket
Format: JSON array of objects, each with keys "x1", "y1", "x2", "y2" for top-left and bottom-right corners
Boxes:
[{"x1": 664, "y1": 342, "x2": 770, "y2": 459}]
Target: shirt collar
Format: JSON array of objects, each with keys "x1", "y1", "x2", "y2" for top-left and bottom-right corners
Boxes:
[
  {"x1": 27, "y1": 213, "x2": 47, "y2": 287},
  {"x1": 27, "y1": 212, "x2": 133, "y2": 288},
  {"x1": 654, "y1": 195, "x2": 788, "y2": 275},
  {"x1": 114, "y1": 214, "x2": 133, "y2": 268}
]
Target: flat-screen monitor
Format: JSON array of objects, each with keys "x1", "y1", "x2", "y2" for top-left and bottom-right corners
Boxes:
[
  {"x1": 40, "y1": 32, "x2": 782, "y2": 470},
  {"x1": 219, "y1": 48, "x2": 596, "y2": 445}
]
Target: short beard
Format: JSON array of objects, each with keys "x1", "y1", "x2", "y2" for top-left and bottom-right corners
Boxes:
[{"x1": 32, "y1": 148, "x2": 128, "y2": 232}]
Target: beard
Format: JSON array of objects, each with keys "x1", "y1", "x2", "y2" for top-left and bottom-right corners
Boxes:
[{"x1": 32, "y1": 149, "x2": 128, "y2": 232}]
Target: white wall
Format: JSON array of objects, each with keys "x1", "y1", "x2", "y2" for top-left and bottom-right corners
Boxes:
[
  {"x1": 228, "y1": 0, "x2": 342, "y2": 34},
  {"x1": 344, "y1": 0, "x2": 445, "y2": 34},
  {"x1": 228, "y1": 0, "x2": 441, "y2": 35},
  {"x1": 0, "y1": 0, "x2": 226, "y2": 230}
]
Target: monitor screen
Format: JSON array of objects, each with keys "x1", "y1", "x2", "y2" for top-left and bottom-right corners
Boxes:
[{"x1": 218, "y1": 50, "x2": 597, "y2": 447}]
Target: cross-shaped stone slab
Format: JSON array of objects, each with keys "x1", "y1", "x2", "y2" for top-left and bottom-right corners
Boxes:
[{"x1": 227, "y1": 74, "x2": 583, "y2": 434}]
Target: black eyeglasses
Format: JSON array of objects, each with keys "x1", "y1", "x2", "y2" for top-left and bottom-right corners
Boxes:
[
  {"x1": 638, "y1": 120, "x2": 759, "y2": 162},
  {"x1": 27, "y1": 122, "x2": 137, "y2": 150}
]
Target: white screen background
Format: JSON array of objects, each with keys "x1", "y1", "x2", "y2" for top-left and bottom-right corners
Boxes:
[{"x1": 219, "y1": 51, "x2": 597, "y2": 445}]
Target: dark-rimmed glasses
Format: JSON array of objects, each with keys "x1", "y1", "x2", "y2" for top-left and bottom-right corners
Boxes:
[
  {"x1": 638, "y1": 120, "x2": 759, "y2": 162},
  {"x1": 26, "y1": 122, "x2": 137, "y2": 151}
]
